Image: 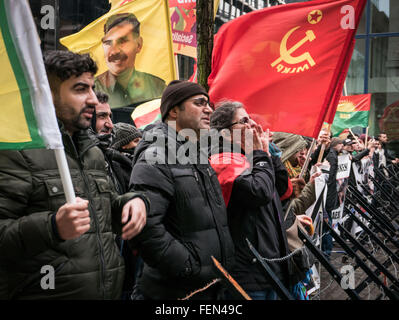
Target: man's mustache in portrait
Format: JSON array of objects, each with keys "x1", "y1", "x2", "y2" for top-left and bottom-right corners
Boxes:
[{"x1": 108, "y1": 52, "x2": 128, "y2": 63}]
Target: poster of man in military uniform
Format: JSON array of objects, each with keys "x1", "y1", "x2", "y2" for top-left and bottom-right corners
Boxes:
[{"x1": 95, "y1": 13, "x2": 166, "y2": 110}]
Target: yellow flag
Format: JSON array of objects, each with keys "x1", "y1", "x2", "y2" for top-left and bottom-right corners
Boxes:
[
  {"x1": 0, "y1": 26, "x2": 30, "y2": 144},
  {"x1": 61, "y1": 0, "x2": 175, "y2": 108}
]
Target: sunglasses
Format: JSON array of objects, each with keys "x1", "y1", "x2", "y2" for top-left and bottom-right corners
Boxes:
[
  {"x1": 189, "y1": 97, "x2": 215, "y2": 110},
  {"x1": 227, "y1": 116, "x2": 251, "y2": 128}
]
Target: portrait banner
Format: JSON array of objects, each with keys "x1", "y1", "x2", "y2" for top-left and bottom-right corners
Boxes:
[{"x1": 61, "y1": 0, "x2": 176, "y2": 110}]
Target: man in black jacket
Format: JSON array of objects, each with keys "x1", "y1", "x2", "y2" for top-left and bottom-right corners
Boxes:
[
  {"x1": 129, "y1": 80, "x2": 235, "y2": 300},
  {"x1": 92, "y1": 92, "x2": 143, "y2": 299},
  {"x1": 209, "y1": 101, "x2": 291, "y2": 300},
  {"x1": 0, "y1": 50, "x2": 148, "y2": 299},
  {"x1": 93, "y1": 92, "x2": 135, "y2": 195}
]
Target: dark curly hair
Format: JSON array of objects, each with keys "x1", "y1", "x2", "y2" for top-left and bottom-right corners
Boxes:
[
  {"x1": 210, "y1": 100, "x2": 244, "y2": 131},
  {"x1": 44, "y1": 50, "x2": 98, "y2": 83},
  {"x1": 95, "y1": 91, "x2": 109, "y2": 104}
]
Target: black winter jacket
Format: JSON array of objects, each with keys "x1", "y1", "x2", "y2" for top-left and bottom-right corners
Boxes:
[
  {"x1": 0, "y1": 126, "x2": 148, "y2": 299},
  {"x1": 129, "y1": 123, "x2": 235, "y2": 299},
  {"x1": 95, "y1": 131, "x2": 133, "y2": 194},
  {"x1": 210, "y1": 143, "x2": 291, "y2": 292}
]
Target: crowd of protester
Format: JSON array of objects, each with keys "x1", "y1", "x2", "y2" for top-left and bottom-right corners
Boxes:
[{"x1": 0, "y1": 51, "x2": 398, "y2": 300}]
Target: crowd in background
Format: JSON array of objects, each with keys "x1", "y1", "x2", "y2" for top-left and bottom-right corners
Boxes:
[{"x1": 1, "y1": 50, "x2": 398, "y2": 301}]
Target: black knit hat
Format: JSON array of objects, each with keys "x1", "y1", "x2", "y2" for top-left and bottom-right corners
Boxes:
[
  {"x1": 111, "y1": 123, "x2": 142, "y2": 150},
  {"x1": 160, "y1": 80, "x2": 209, "y2": 121}
]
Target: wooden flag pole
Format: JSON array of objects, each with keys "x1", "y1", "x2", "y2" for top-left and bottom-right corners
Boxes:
[
  {"x1": 211, "y1": 256, "x2": 252, "y2": 300},
  {"x1": 317, "y1": 123, "x2": 331, "y2": 163},
  {"x1": 348, "y1": 128, "x2": 361, "y2": 145},
  {"x1": 317, "y1": 143, "x2": 326, "y2": 164},
  {"x1": 365, "y1": 126, "x2": 369, "y2": 147},
  {"x1": 299, "y1": 138, "x2": 316, "y2": 179}
]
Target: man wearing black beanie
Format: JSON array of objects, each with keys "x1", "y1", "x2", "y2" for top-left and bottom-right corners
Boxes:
[
  {"x1": 159, "y1": 80, "x2": 211, "y2": 138},
  {"x1": 128, "y1": 80, "x2": 235, "y2": 300}
]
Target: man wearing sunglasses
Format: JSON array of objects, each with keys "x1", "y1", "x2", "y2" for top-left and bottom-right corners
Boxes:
[{"x1": 129, "y1": 80, "x2": 235, "y2": 300}]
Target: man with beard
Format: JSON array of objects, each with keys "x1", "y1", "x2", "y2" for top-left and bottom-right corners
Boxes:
[
  {"x1": 0, "y1": 51, "x2": 148, "y2": 299},
  {"x1": 94, "y1": 91, "x2": 114, "y2": 135},
  {"x1": 93, "y1": 91, "x2": 130, "y2": 194},
  {"x1": 92, "y1": 92, "x2": 142, "y2": 194},
  {"x1": 95, "y1": 13, "x2": 166, "y2": 112}
]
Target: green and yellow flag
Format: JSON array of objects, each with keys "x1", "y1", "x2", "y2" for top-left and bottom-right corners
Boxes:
[
  {"x1": 60, "y1": 0, "x2": 176, "y2": 85},
  {"x1": 0, "y1": 0, "x2": 62, "y2": 150},
  {"x1": 331, "y1": 94, "x2": 371, "y2": 137}
]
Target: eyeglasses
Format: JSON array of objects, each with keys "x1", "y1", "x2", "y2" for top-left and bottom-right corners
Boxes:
[
  {"x1": 189, "y1": 97, "x2": 215, "y2": 110},
  {"x1": 227, "y1": 116, "x2": 251, "y2": 128}
]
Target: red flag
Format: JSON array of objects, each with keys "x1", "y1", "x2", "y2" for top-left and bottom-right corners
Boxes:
[
  {"x1": 208, "y1": 0, "x2": 366, "y2": 138},
  {"x1": 324, "y1": 38, "x2": 356, "y2": 124}
]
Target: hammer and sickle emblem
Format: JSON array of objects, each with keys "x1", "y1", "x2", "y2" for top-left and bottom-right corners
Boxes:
[{"x1": 271, "y1": 26, "x2": 316, "y2": 68}]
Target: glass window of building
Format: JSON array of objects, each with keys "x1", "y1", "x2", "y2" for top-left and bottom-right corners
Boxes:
[
  {"x1": 29, "y1": 0, "x2": 110, "y2": 51},
  {"x1": 371, "y1": 0, "x2": 399, "y2": 34},
  {"x1": 346, "y1": 39, "x2": 366, "y2": 95},
  {"x1": 369, "y1": 36, "x2": 399, "y2": 149}
]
